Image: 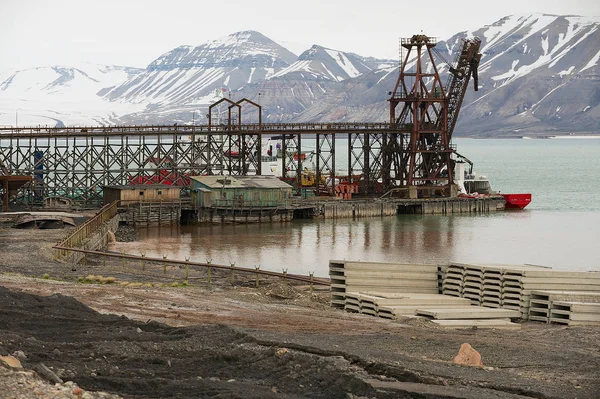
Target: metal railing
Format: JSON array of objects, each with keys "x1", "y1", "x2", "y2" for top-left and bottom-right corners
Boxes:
[
  {"x1": 55, "y1": 201, "x2": 118, "y2": 256},
  {"x1": 50, "y1": 246, "x2": 330, "y2": 287}
]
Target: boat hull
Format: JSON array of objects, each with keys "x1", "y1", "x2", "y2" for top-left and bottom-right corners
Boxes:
[{"x1": 501, "y1": 194, "x2": 532, "y2": 209}]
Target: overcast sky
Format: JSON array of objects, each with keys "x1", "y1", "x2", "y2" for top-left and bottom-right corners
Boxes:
[{"x1": 1, "y1": 0, "x2": 598, "y2": 73}]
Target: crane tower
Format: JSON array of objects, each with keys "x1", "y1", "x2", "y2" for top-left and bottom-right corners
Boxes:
[{"x1": 387, "y1": 34, "x2": 481, "y2": 197}]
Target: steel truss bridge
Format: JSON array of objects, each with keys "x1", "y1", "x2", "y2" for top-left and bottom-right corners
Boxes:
[
  {"x1": 0, "y1": 123, "x2": 431, "y2": 205},
  {"x1": 0, "y1": 35, "x2": 481, "y2": 206}
]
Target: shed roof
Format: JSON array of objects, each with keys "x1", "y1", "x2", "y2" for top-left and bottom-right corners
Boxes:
[
  {"x1": 102, "y1": 185, "x2": 177, "y2": 190},
  {"x1": 189, "y1": 175, "x2": 292, "y2": 190}
]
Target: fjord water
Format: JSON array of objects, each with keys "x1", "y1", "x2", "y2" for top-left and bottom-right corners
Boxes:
[{"x1": 110, "y1": 138, "x2": 600, "y2": 277}]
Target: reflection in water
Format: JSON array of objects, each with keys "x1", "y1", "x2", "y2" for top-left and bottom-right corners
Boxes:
[{"x1": 109, "y1": 211, "x2": 600, "y2": 278}]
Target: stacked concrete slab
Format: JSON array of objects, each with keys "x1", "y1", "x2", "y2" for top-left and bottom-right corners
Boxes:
[
  {"x1": 350, "y1": 293, "x2": 472, "y2": 318},
  {"x1": 342, "y1": 292, "x2": 521, "y2": 329},
  {"x1": 441, "y1": 263, "x2": 600, "y2": 321},
  {"x1": 416, "y1": 307, "x2": 521, "y2": 329},
  {"x1": 529, "y1": 290, "x2": 600, "y2": 324},
  {"x1": 502, "y1": 269, "x2": 600, "y2": 320},
  {"x1": 329, "y1": 260, "x2": 440, "y2": 308},
  {"x1": 441, "y1": 264, "x2": 464, "y2": 298},
  {"x1": 550, "y1": 302, "x2": 600, "y2": 326}
]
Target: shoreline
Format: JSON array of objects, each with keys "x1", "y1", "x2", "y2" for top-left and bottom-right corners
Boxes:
[{"x1": 0, "y1": 223, "x2": 599, "y2": 398}]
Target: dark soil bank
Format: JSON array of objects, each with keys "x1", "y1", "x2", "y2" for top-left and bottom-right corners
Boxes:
[
  {"x1": 2, "y1": 285, "x2": 572, "y2": 399},
  {"x1": 0, "y1": 286, "x2": 379, "y2": 399}
]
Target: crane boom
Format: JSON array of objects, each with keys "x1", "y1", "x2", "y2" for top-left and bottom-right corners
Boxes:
[{"x1": 444, "y1": 38, "x2": 482, "y2": 140}]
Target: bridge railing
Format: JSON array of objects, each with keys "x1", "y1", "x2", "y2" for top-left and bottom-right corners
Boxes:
[
  {"x1": 54, "y1": 201, "x2": 118, "y2": 256},
  {"x1": 0, "y1": 122, "x2": 403, "y2": 138}
]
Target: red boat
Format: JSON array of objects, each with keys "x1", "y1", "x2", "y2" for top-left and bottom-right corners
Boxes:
[{"x1": 501, "y1": 193, "x2": 532, "y2": 209}]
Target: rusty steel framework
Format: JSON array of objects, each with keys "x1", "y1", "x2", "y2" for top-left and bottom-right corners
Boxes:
[
  {"x1": 0, "y1": 35, "x2": 481, "y2": 206},
  {"x1": 0, "y1": 123, "x2": 395, "y2": 205},
  {"x1": 387, "y1": 34, "x2": 481, "y2": 194}
]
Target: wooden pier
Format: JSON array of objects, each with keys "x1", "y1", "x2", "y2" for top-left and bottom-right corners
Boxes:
[{"x1": 293, "y1": 195, "x2": 505, "y2": 221}]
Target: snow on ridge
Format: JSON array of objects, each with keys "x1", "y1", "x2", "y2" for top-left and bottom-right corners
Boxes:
[
  {"x1": 580, "y1": 48, "x2": 600, "y2": 73},
  {"x1": 558, "y1": 66, "x2": 575, "y2": 77},
  {"x1": 548, "y1": 24, "x2": 599, "y2": 68},
  {"x1": 482, "y1": 14, "x2": 558, "y2": 55},
  {"x1": 323, "y1": 49, "x2": 362, "y2": 79},
  {"x1": 481, "y1": 14, "x2": 577, "y2": 81},
  {"x1": 270, "y1": 60, "x2": 313, "y2": 79},
  {"x1": 492, "y1": 60, "x2": 520, "y2": 81},
  {"x1": 564, "y1": 16, "x2": 600, "y2": 26},
  {"x1": 206, "y1": 31, "x2": 255, "y2": 48}
]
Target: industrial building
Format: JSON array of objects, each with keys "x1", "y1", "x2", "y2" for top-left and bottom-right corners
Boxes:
[
  {"x1": 102, "y1": 185, "x2": 180, "y2": 206},
  {"x1": 189, "y1": 175, "x2": 294, "y2": 223}
]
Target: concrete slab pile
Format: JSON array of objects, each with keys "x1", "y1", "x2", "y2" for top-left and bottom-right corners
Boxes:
[
  {"x1": 415, "y1": 307, "x2": 521, "y2": 320},
  {"x1": 441, "y1": 264, "x2": 464, "y2": 298},
  {"x1": 501, "y1": 269, "x2": 600, "y2": 320},
  {"x1": 352, "y1": 293, "x2": 471, "y2": 318},
  {"x1": 529, "y1": 290, "x2": 600, "y2": 324},
  {"x1": 329, "y1": 260, "x2": 440, "y2": 308},
  {"x1": 420, "y1": 307, "x2": 521, "y2": 331},
  {"x1": 440, "y1": 263, "x2": 600, "y2": 321},
  {"x1": 342, "y1": 292, "x2": 521, "y2": 329},
  {"x1": 550, "y1": 301, "x2": 600, "y2": 326}
]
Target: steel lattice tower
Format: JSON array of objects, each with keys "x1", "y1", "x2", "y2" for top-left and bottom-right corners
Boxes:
[{"x1": 388, "y1": 34, "x2": 452, "y2": 195}]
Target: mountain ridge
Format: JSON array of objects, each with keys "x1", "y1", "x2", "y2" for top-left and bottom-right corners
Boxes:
[{"x1": 0, "y1": 15, "x2": 598, "y2": 136}]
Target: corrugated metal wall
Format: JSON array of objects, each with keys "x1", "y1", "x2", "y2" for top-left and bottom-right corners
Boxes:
[{"x1": 191, "y1": 181, "x2": 291, "y2": 208}]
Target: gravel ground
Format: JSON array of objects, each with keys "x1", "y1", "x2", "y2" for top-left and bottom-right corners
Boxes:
[
  {"x1": 1, "y1": 220, "x2": 599, "y2": 398},
  {"x1": 0, "y1": 360, "x2": 122, "y2": 399}
]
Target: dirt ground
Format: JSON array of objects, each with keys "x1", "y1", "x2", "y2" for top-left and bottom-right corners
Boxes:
[{"x1": 1, "y1": 223, "x2": 599, "y2": 399}]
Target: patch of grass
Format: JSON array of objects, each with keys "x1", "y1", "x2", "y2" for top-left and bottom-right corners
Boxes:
[{"x1": 78, "y1": 275, "x2": 117, "y2": 284}]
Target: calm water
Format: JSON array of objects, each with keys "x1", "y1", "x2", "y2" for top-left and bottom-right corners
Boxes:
[{"x1": 109, "y1": 138, "x2": 600, "y2": 277}]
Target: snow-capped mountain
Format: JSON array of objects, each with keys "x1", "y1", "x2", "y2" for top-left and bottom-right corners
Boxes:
[
  {"x1": 271, "y1": 45, "x2": 385, "y2": 82},
  {"x1": 231, "y1": 45, "x2": 395, "y2": 123},
  {"x1": 292, "y1": 14, "x2": 600, "y2": 135},
  {"x1": 104, "y1": 31, "x2": 296, "y2": 104},
  {"x1": 445, "y1": 14, "x2": 600, "y2": 136},
  {"x1": 102, "y1": 30, "x2": 302, "y2": 125},
  {"x1": 0, "y1": 64, "x2": 142, "y2": 127},
  {"x1": 1, "y1": 15, "x2": 599, "y2": 136}
]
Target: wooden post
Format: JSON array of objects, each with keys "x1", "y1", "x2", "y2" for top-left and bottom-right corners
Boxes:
[
  {"x1": 282, "y1": 268, "x2": 287, "y2": 282},
  {"x1": 185, "y1": 257, "x2": 190, "y2": 282},
  {"x1": 230, "y1": 262, "x2": 235, "y2": 285},
  {"x1": 141, "y1": 253, "x2": 146, "y2": 271},
  {"x1": 163, "y1": 255, "x2": 167, "y2": 275},
  {"x1": 207, "y1": 259, "x2": 211, "y2": 284},
  {"x1": 309, "y1": 272, "x2": 314, "y2": 294}
]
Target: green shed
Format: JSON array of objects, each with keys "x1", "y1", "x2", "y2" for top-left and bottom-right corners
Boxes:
[{"x1": 189, "y1": 175, "x2": 292, "y2": 209}]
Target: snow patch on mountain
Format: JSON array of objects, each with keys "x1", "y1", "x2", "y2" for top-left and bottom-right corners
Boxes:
[
  {"x1": 323, "y1": 49, "x2": 361, "y2": 78},
  {"x1": 580, "y1": 49, "x2": 600, "y2": 72}
]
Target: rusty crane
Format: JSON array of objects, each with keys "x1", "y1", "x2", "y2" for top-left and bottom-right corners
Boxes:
[{"x1": 387, "y1": 34, "x2": 481, "y2": 197}]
